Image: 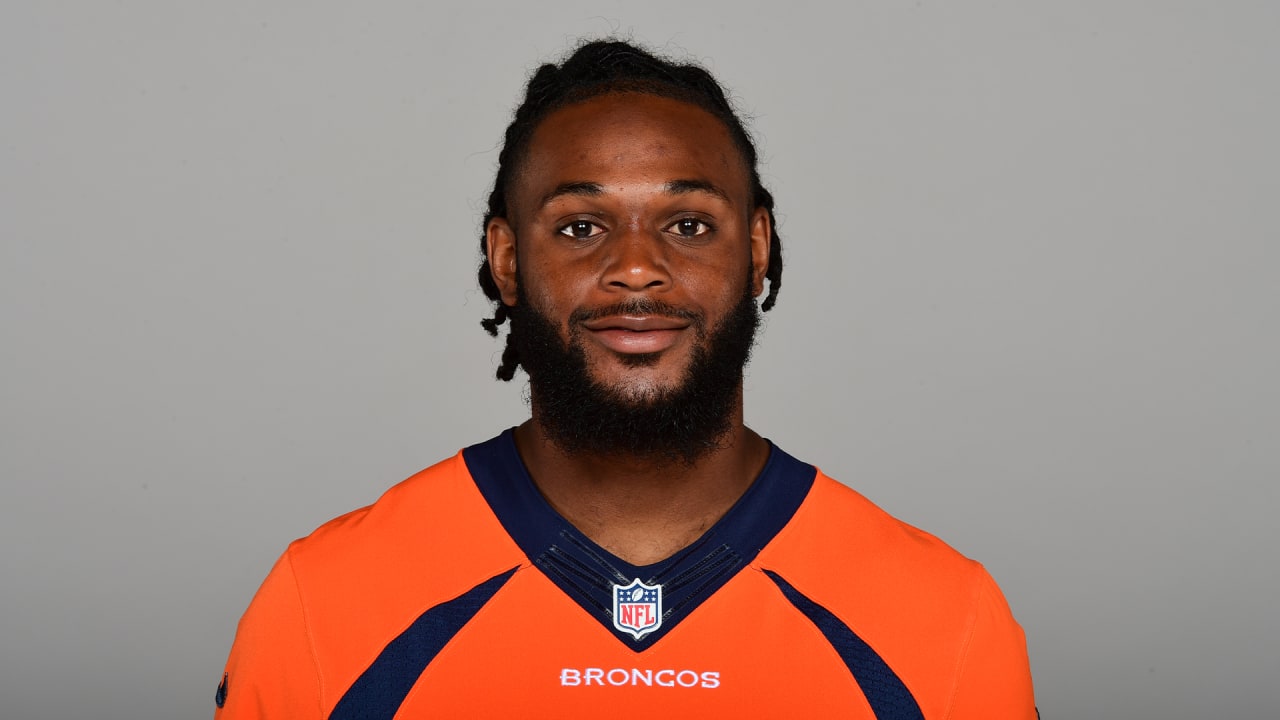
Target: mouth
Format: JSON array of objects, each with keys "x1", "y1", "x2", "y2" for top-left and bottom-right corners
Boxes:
[{"x1": 579, "y1": 315, "x2": 691, "y2": 354}]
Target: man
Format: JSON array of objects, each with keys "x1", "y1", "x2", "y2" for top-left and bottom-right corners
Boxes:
[{"x1": 216, "y1": 40, "x2": 1036, "y2": 718}]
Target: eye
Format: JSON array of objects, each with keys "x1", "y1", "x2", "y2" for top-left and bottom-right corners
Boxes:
[
  {"x1": 558, "y1": 220, "x2": 605, "y2": 240},
  {"x1": 668, "y1": 217, "x2": 712, "y2": 238}
]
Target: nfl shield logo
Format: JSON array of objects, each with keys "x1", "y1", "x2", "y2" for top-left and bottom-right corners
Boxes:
[{"x1": 612, "y1": 578, "x2": 662, "y2": 640}]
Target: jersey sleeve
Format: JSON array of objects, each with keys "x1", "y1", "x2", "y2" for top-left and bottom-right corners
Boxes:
[
  {"x1": 944, "y1": 567, "x2": 1037, "y2": 720},
  {"x1": 215, "y1": 547, "x2": 324, "y2": 720}
]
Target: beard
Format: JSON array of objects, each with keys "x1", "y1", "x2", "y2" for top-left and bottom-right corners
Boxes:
[{"x1": 510, "y1": 277, "x2": 760, "y2": 465}]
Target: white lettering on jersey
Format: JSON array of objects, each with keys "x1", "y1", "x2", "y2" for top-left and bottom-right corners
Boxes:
[{"x1": 559, "y1": 668, "x2": 720, "y2": 689}]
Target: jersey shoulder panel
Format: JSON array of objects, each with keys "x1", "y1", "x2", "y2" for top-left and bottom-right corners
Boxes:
[
  {"x1": 764, "y1": 470, "x2": 984, "y2": 589},
  {"x1": 221, "y1": 448, "x2": 528, "y2": 719},
  {"x1": 289, "y1": 449, "x2": 526, "y2": 641},
  {"x1": 288, "y1": 448, "x2": 523, "y2": 594},
  {"x1": 757, "y1": 471, "x2": 1034, "y2": 719}
]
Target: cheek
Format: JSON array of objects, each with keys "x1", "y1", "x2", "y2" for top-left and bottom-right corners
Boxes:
[
  {"x1": 678, "y1": 254, "x2": 752, "y2": 303},
  {"x1": 520, "y1": 278, "x2": 560, "y2": 319},
  {"x1": 517, "y1": 266, "x2": 584, "y2": 336},
  {"x1": 521, "y1": 249, "x2": 599, "y2": 302}
]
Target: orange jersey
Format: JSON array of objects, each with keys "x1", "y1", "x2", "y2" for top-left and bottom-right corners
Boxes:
[{"x1": 216, "y1": 430, "x2": 1035, "y2": 718}]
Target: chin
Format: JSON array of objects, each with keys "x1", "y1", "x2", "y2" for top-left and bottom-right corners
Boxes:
[
  {"x1": 596, "y1": 374, "x2": 677, "y2": 404},
  {"x1": 592, "y1": 359, "x2": 692, "y2": 401}
]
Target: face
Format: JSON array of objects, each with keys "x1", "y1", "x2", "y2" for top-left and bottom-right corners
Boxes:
[{"x1": 487, "y1": 93, "x2": 771, "y2": 404}]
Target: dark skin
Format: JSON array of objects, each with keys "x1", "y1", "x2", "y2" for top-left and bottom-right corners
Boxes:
[{"x1": 485, "y1": 93, "x2": 772, "y2": 565}]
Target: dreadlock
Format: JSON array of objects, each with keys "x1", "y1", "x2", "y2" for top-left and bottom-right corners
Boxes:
[{"x1": 478, "y1": 39, "x2": 784, "y2": 381}]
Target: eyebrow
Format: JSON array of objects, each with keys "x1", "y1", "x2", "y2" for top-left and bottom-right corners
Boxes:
[
  {"x1": 536, "y1": 178, "x2": 734, "y2": 210},
  {"x1": 664, "y1": 178, "x2": 732, "y2": 204},
  {"x1": 537, "y1": 181, "x2": 604, "y2": 209}
]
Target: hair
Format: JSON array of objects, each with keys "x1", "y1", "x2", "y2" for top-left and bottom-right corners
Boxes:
[{"x1": 477, "y1": 39, "x2": 784, "y2": 381}]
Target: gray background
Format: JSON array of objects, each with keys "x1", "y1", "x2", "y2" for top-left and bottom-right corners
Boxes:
[{"x1": 2, "y1": 2, "x2": 1276, "y2": 718}]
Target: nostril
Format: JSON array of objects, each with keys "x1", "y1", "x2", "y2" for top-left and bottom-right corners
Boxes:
[{"x1": 601, "y1": 248, "x2": 671, "y2": 291}]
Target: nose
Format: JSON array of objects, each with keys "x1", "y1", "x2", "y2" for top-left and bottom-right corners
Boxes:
[{"x1": 600, "y1": 225, "x2": 671, "y2": 292}]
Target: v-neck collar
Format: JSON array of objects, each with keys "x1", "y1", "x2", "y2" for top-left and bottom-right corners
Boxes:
[{"x1": 462, "y1": 428, "x2": 816, "y2": 651}]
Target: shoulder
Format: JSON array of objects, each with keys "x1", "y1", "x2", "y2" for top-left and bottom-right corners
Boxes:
[
  {"x1": 763, "y1": 469, "x2": 986, "y2": 592},
  {"x1": 757, "y1": 468, "x2": 1032, "y2": 713},
  {"x1": 292, "y1": 450, "x2": 480, "y2": 554},
  {"x1": 282, "y1": 449, "x2": 524, "y2": 613},
  {"x1": 757, "y1": 469, "x2": 999, "y2": 645}
]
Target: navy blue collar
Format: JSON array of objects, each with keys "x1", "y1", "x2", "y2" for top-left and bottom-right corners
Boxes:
[{"x1": 463, "y1": 429, "x2": 816, "y2": 651}]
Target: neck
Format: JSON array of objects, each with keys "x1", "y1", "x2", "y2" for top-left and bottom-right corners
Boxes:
[{"x1": 512, "y1": 400, "x2": 770, "y2": 566}]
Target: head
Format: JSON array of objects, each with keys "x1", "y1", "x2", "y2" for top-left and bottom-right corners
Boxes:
[{"x1": 477, "y1": 40, "x2": 784, "y2": 462}]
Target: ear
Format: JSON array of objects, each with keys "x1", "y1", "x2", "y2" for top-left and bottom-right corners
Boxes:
[
  {"x1": 748, "y1": 206, "x2": 772, "y2": 298},
  {"x1": 485, "y1": 217, "x2": 519, "y2": 307}
]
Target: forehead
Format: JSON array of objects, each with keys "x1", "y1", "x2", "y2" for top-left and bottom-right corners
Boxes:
[{"x1": 511, "y1": 93, "x2": 750, "y2": 211}]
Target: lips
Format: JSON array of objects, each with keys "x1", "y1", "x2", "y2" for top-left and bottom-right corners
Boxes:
[{"x1": 580, "y1": 315, "x2": 690, "y2": 354}]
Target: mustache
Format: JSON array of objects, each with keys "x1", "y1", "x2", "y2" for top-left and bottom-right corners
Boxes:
[{"x1": 569, "y1": 299, "x2": 702, "y2": 325}]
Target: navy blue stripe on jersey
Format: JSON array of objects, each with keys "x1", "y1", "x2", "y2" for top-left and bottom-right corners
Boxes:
[
  {"x1": 328, "y1": 568, "x2": 517, "y2": 720},
  {"x1": 764, "y1": 570, "x2": 923, "y2": 720},
  {"x1": 464, "y1": 428, "x2": 817, "y2": 651}
]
